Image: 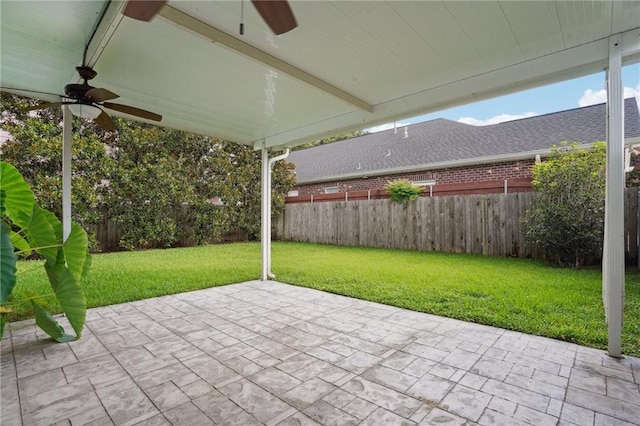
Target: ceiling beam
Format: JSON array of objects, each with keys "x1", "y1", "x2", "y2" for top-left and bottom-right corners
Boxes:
[{"x1": 158, "y1": 5, "x2": 373, "y2": 113}]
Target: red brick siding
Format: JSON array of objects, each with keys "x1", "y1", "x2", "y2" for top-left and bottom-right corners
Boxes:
[{"x1": 294, "y1": 160, "x2": 535, "y2": 195}]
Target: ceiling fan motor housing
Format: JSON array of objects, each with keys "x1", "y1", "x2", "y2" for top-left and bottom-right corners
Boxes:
[
  {"x1": 76, "y1": 66, "x2": 97, "y2": 81},
  {"x1": 64, "y1": 83, "x2": 94, "y2": 100}
]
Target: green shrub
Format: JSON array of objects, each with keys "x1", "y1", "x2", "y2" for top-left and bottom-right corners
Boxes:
[
  {"x1": 386, "y1": 179, "x2": 423, "y2": 203},
  {"x1": 521, "y1": 142, "x2": 606, "y2": 267}
]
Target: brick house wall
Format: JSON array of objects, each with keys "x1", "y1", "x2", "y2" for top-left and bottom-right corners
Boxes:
[{"x1": 293, "y1": 159, "x2": 535, "y2": 196}]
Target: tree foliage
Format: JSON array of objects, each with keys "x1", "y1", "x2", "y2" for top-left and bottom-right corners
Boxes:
[
  {"x1": 522, "y1": 142, "x2": 606, "y2": 267},
  {"x1": 206, "y1": 143, "x2": 295, "y2": 239},
  {"x1": 1, "y1": 94, "x2": 296, "y2": 251},
  {"x1": 104, "y1": 121, "x2": 209, "y2": 249},
  {"x1": 386, "y1": 179, "x2": 423, "y2": 203}
]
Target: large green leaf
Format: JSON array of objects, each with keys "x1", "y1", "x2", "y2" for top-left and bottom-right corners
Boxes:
[
  {"x1": 63, "y1": 223, "x2": 90, "y2": 282},
  {"x1": 52, "y1": 268, "x2": 86, "y2": 338},
  {"x1": 31, "y1": 300, "x2": 76, "y2": 343},
  {"x1": 24, "y1": 205, "x2": 60, "y2": 263},
  {"x1": 37, "y1": 206, "x2": 63, "y2": 242},
  {"x1": 44, "y1": 250, "x2": 66, "y2": 293},
  {"x1": 0, "y1": 222, "x2": 17, "y2": 304},
  {"x1": 0, "y1": 162, "x2": 35, "y2": 229},
  {"x1": 9, "y1": 229, "x2": 32, "y2": 256},
  {"x1": 40, "y1": 240, "x2": 89, "y2": 339},
  {"x1": 82, "y1": 250, "x2": 92, "y2": 279},
  {"x1": 1, "y1": 162, "x2": 88, "y2": 342}
]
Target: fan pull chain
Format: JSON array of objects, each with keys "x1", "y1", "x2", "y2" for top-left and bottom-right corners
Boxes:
[{"x1": 239, "y1": 0, "x2": 245, "y2": 35}]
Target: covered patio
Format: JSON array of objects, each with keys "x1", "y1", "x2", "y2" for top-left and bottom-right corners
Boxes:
[
  {"x1": 2, "y1": 1, "x2": 640, "y2": 424},
  {"x1": 2, "y1": 280, "x2": 639, "y2": 425},
  {"x1": 2, "y1": 0, "x2": 639, "y2": 356}
]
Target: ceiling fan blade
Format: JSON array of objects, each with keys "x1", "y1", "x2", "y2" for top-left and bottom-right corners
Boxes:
[
  {"x1": 86, "y1": 88, "x2": 119, "y2": 103},
  {"x1": 251, "y1": 0, "x2": 298, "y2": 35},
  {"x1": 24, "y1": 102, "x2": 65, "y2": 112},
  {"x1": 94, "y1": 111, "x2": 117, "y2": 132},
  {"x1": 103, "y1": 102, "x2": 162, "y2": 122},
  {"x1": 122, "y1": 0, "x2": 167, "y2": 22}
]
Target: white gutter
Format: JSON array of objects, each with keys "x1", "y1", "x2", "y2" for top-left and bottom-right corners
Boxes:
[
  {"x1": 295, "y1": 138, "x2": 640, "y2": 185},
  {"x1": 261, "y1": 147, "x2": 290, "y2": 281}
]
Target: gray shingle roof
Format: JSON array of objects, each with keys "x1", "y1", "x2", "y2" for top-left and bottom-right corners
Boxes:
[{"x1": 289, "y1": 98, "x2": 640, "y2": 184}]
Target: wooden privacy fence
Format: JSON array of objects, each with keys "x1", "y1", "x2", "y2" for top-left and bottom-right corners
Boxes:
[{"x1": 275, "y1": 188, "x2": 640, "y2": 260}]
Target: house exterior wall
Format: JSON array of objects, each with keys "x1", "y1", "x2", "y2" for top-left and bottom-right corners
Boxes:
[{"x1": 292, "y1": 159, "x2": 535, "y2": 196}]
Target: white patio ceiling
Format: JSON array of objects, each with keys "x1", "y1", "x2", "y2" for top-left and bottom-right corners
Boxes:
[{"x1": 2, "y1": 1, "x2": 640, "y2": 149}]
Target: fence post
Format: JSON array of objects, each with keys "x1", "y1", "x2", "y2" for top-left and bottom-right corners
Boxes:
[
  {"x1": 481, "y1": 197, "x2": 489, "y2": 255},
  {"x1": 637, "y1": 190, "x2": 640, "y2": 269},
  {"x1": 504, "y1": 179, "x2": 508, "y2": 194}
]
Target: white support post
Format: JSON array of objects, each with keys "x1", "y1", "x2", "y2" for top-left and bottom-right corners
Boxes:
[
  {"x1": 62, "y1": 105, "x2": 72, "y2": 242},
  {"x1": 261, "y1": 145, "x2": 269, "y2": 281},
  {"x1": 603, "y1": 35, "x2": 625, "y2": 358}
]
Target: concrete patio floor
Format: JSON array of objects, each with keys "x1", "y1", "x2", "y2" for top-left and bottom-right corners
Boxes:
[{"x1": 1, "y1": 281, "x2": 639, "y2": 426}]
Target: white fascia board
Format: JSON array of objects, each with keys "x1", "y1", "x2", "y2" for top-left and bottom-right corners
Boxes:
[
  {"x1": 295, "y1": 138, "x2": 640, "y2": 185},
  {"x1": 621, "y1": 29, "x2": 640, "y2": 64},
  {"x1": 266, "y1": 28, "x2": 640, "y2": 150}
]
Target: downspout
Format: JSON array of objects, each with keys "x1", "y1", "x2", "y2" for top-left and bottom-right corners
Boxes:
[
  {"x1": 624, "y1": 148, "x2": 634, "y2": 173},
  {"x1": 267, "y1": 148, "x2": 290, "y2": 278},
  {"x1": 261, "y1": 147, "x2": 290, "y2": 281}
]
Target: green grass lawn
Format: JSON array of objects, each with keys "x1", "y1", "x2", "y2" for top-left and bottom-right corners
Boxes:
[{"x1": 9, "y1": 242, "x2": 640, "y2": 356}]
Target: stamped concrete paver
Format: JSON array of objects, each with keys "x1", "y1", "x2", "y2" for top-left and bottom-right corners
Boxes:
[{"x1": 1, "y1": 280, "x2": 640, "y2": 425}]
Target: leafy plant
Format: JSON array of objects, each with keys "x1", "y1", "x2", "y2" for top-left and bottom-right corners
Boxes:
[
  {"x1": 386, "y1": 179, "x2": 423, "y2": 203},
  {"x1": 626, "y1": 148, "x2": 640, "y2": 188},
  {"x1": 0, "y1": 161, "x2": 91, "y2": 340},
  {"x1": 521, "y1": 142, "x2": 606, "y2": 267}
]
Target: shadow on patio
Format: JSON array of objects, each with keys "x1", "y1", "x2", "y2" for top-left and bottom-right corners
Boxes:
[{"x1": 1, "y1": 281, "x2": 639, "y2": 425}]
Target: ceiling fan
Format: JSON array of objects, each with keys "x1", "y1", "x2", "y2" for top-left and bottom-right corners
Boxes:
[
  {"x1": 24, "y1": 65, "x2": 162, "y2": 132},
  {"x1": 123, "y1": 0, "x2": 298, "y2": 35}
]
